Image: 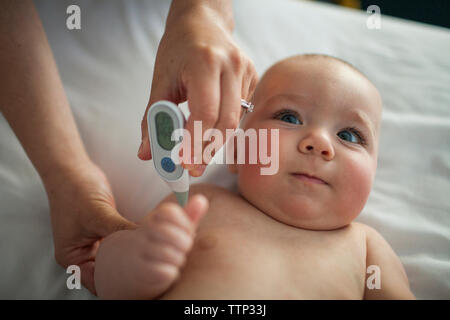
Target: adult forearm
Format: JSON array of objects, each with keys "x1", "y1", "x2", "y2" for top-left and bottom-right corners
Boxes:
[
  {"x1": 0, "y1": 0, "x2": 90, "y2": 186},
  {"x1": 167, "y1": 0, "x2": 234, "y2": 33}
]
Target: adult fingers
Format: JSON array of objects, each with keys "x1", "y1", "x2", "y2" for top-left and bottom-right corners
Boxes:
[
  {"x1": 87, "y1": 204, "x2": 137, "y2": 239},
  {"x1": 243, "y1": 62, "x2": 258, "y2": 102},
  {"x1": 182, "y1": 63, "x2": 221, "y2": 174},
  {"x1": 213, "y1": 70, "x2": 241, "y2": 154}
]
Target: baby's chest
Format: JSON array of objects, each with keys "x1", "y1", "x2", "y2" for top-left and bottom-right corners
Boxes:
[{"x1": 183, "y1": 219, "x2": 367, "y2": 299}]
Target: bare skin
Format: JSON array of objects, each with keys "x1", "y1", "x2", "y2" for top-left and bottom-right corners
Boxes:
[
  {"x1": 0, "y1": 0, "x2": 136, "y2": 294},
  {"x1": 160, "y1": 183, "x2": 413, "y2": 299},
  {"x1": 160, "y1": 183, "x2": 368, "y2": 299},
  {"x1": 95, "y1": 56, "x2": 415, "y2": 299},
  {"x1": 96, "y1": 183, "x2": 414, "y2": 299}
]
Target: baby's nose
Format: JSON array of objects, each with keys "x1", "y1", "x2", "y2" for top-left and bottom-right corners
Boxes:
[{"x1": 298, "y1": 133, "x2": 335, "y2": 161}]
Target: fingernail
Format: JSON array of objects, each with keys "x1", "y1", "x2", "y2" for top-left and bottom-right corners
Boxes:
[{"x1": 190, "y1": 165, "x2": 206, "y2": 177}]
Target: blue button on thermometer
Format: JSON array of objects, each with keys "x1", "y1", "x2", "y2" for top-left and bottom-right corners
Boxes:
[{"x1": 147, "y1": 100, "x2": 189, "y2": 206}]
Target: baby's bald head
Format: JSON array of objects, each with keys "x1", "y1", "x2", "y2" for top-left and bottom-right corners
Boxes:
[
  {"x1": 235, "y1": 54, "x2": 383, "y2": 230},
  {"x1": 246, "y1": 54, "x2": 382, "y2": 140}
]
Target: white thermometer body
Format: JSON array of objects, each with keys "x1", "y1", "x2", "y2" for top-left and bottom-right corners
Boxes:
[{"x1": 147, "y1": 100, "x2": 189, "y2": 206}]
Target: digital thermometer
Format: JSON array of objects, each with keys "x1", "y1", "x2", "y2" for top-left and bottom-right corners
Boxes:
[
  {"x1": 147, "y1": 99, "x2": 254, "y2": 207},
  {"x1": 147, "y1": 100, "x2": 189, "y2": 207}
]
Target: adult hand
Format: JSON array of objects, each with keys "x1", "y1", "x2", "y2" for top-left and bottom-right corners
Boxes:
[
  {"x1": 45, "y1": 161, "x2": 136, "y2": 295},
  {"x1": 138, "y1": 0, "x2": 258, "y2": 177},
  {"x1": 0, "y1": 0, "x2": 135, "y2": 296}
]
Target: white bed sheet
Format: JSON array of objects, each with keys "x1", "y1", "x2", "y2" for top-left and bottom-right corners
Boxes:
[{"x1": 0, "y1": 0, "x2": 449, "y2": 299}]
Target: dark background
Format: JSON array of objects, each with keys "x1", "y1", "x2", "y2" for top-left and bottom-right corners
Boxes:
[{"x1": 316, "y1": 0, "x2": 450, "y2": 28}]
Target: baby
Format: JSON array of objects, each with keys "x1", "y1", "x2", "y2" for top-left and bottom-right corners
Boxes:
[{"x1": 94, "y1": 54, "x2": 415, "y2": 299}]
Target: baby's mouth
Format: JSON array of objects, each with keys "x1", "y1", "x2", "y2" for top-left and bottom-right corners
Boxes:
[{"x1": 291, "y1": 173, "x2": 328, "y2": 185}]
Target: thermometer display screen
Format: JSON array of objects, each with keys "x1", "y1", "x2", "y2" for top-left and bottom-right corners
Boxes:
[{"x1": 155, "y1": 112, "x2": 175, "y2": 151}]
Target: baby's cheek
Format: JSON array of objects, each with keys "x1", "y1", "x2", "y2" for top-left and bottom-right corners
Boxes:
[
  {"x1": 239, "y1": 163, "x2": 270, "y2": 192},
  {"x1": 338, "y1": 156, "x2": 375, "y2": 221},
  {"x1": 237, "y1": 128, "x2": 282, "y2": 191},
  {"x1": 237, "y1": 160, "x2": 282, "y2": 214}
]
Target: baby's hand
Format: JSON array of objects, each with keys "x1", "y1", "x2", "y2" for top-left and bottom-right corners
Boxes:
[{"x1": 94, "y1": 194, "x2": 208, "y2": 299}]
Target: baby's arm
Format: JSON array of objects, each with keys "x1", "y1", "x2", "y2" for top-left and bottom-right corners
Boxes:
[
  {"x1": 94, "y1": 194, "x2": 208, "y2": 299},
  {"x1": 362, "y1": 225, "x2": 415, "y2": 300}
]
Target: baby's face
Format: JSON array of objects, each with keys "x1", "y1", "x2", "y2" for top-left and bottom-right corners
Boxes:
[{"x1": 235, "y1": 57, "x2": 382, "y2": 230}]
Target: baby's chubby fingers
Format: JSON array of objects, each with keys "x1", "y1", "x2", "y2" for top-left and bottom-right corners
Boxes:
[
  {"x1": 152, "y1": 194, "x2": 209, "y2": 233},
  {"x1": 145, "y1": 219, "x2": 193, "y2": 253},
  {"x1": 183, "y1": 194, "x2": 209, "y2": 228},
  {"x1": 141, "y1": 240, "x2": 188, "y2": 268},
  {"x1": 140, "y1": 194, "x2": 209, "y2": 251}
]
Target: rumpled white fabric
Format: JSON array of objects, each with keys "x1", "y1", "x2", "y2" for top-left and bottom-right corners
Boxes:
[{"x1": 0, "y1": 0, "x2": 448, "y2": 299}]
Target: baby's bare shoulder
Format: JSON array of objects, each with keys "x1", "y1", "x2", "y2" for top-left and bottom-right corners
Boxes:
[
  {"x1": 352, "y1": 222, "x2": 400, "y2": 260},
  {"x1": 353, "y1": 223, "x2": 415, "y2": 299},
  {"x1": 347, "y1": 222, "x2": 393, "y2": 250},
  {"x1": 350, "y1": 222, "x2": 388, "y2": 244}
]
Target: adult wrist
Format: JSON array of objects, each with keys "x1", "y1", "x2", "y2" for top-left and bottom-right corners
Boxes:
[
  {"x1": 167, "y1": 0, "x2": 235, "y2": 34},
  {"x1": 39, "y1": 153, "x2": 93, "y2": 191}
]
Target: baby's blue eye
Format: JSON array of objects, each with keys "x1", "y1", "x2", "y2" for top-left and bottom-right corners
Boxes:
[
  {"x1": 337, "y1": 130, "x2": 359, "y2": 143},
  {"x1": 276, "y1": 112, "x2": 302, "y2": 125},
  {"x1": 280, "y1": 114, "x2": 300, "y2": 124}
]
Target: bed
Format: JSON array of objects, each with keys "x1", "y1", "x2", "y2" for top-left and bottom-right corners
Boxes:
[{"x1": 0, "y1": 0, "x2": 449, "y2": 299}]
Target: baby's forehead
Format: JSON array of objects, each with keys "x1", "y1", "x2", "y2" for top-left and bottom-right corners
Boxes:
[
  {"x1": 257, "y1": 55, "x2": 374, "y2": 96},
  {"x1": 252, "y1": 56, "x2": 382, "y2": 129}
]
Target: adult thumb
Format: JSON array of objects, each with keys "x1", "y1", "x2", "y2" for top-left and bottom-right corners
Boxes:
[
  {"x1": 89, "y1": 205, "x2": 137, "y2": 239},
  {"x1": 184, "y1": 194, "x2": 209, "y2": 228}
]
